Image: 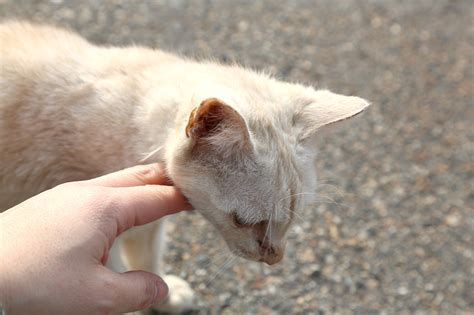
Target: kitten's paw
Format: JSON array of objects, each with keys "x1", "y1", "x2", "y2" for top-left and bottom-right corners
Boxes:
[{"x1": 153, "y1": 275, "x2": 196, "y2": 314}]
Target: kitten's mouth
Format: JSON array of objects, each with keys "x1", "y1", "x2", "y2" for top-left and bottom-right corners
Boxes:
[
  {"x1": 258, "y1": 255, "x2": 283, "y2": 265},
  {"x1": 233, "y1": 245, "x2": 284, "y2": 265},
  {"x1": 259, "y1": 249, "x2": 284, "y2": 265}
]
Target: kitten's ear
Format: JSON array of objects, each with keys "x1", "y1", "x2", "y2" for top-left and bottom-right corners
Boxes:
[
  {"x1": 293, "y1": 90, "x2": 370, "y2": 142},
  {"x1": 185, "y1": 98, "x2": 252, "y2": 156}
]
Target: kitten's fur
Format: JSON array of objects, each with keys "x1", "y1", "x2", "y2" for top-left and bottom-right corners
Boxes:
[{"x1": 0, "y1": 22, "x2": 369, "y2": 312}]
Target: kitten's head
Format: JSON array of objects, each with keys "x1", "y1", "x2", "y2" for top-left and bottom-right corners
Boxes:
[{"x1": 167, "y1": 75, "x2": 369, "y2": 265}]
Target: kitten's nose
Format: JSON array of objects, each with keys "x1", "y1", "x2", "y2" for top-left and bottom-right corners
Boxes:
[{"x1": 257, "y1": 240, "x2": 284, "y2": 265}]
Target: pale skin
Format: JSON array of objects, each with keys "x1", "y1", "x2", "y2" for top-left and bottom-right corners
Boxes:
[{"x1": 0, "y1": 164, "x2": 192, "y2": 314}]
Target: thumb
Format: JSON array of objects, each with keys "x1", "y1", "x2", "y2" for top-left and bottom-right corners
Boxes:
[{"x1": 101, "y1": 269, "x2": 169, "y2": 313}]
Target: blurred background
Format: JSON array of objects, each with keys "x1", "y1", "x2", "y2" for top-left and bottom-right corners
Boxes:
[{"x1": 1, "y1": 0, "x2": 472, "y2": 314}]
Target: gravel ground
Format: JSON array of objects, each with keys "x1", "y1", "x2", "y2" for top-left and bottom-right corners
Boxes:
[{"x1": 1, "y1": 0, "x2": 472, "y2": 314}]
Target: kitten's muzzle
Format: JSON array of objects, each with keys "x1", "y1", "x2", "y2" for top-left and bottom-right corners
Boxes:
[{"x1": 257, "y1": 240, "x2": 284, "y2": 265}]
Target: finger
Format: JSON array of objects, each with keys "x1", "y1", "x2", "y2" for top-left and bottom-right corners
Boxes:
[
  {"x1": 84, "y1": 163, "x2": 173, "y2": 187},
  {"x1": 113, "y1": 185, "x2": 193, "y2": 234},
  {"x1": 101, "y1": 269, "x2": 168, "y2": 313}
]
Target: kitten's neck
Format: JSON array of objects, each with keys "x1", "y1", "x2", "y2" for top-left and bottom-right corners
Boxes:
[{"x1": 130, "y1": 84, "x2": 193, "y2": 167}]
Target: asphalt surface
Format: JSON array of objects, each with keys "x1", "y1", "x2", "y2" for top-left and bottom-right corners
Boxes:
[{"x1": 1, "y1": 1, "x2": 472, "y2": 314}]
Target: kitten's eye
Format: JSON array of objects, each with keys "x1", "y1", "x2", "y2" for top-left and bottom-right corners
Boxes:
[{"x1": 231, "y1": 212, "x2": 248, "y2": 228}]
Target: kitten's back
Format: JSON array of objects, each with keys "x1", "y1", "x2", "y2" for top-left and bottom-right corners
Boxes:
[{"x1": 0, "y1": 21, "x2": 90, "y2": 60}]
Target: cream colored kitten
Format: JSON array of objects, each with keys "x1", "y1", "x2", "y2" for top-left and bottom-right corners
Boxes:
[{"x1": 0, "y1": 22, "x2": 369, "y2": 312}]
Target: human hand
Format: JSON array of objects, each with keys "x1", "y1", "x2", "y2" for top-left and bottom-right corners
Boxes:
[{"x1": 0, "y1": 164, "x2": 191, "y2": 314}]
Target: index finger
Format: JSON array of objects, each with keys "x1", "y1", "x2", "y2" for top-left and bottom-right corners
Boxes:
[
  {"x1": 84, "y1": 163, "x2": 173, "y2": 187},
  {"x1": 112, "y1": 185, "x2": 193, "y2": 235}
]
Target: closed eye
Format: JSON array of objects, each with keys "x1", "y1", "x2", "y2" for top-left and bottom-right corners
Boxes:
[
  {"x1": 231, "y1": 211, "x2": 268, "y2": 229},
  {"x1": 231, "y1": 212, "x2": 248, "y2": 228}
]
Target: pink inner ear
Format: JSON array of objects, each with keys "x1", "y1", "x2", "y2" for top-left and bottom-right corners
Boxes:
[
  {"x1": 186, "y1": 98, "x2": 228, "y2": 138},
  {"x1": 189, "y1": 98, "x2": 230, "y2": 138},
  {"x1": 185, "y1": 98, "x2": 246, "y2": 139},
  {"x1": 185, "y1": 98, "x2": 252, "y2": 154}
]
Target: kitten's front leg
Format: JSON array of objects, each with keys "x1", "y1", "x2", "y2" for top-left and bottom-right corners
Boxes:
[
  {"x1": 156, "y1": 275, "x2": 196, "y2": 313},
  {"x1": 117, "y1": 219, "x2": 196, "y2": 314}
]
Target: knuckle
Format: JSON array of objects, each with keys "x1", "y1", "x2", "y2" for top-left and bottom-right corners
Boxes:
[
  {"x1": 133, "y1": 163, "x2": 161, "y2": 183},
  {"x1": 94, "y1": 278, "x2": 119, "y2": 314}
]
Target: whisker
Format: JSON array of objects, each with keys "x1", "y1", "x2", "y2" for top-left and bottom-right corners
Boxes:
[
  {"x1": 139, "y1": 145, "x2": 163, "y2": 163},
  {"x1": 267, "y1": 214, "x2": 272, "y2": 245},
  {"x1": 316, "y1": 183, "x2": 346, "y2": 195},
  {"x1": 281, "y1": 206, "x2": 306, "y2": 225},
  {"x1": 198, "y1": 250, "x2": 231, "y2": 271},
  {"x1": 278, "y1": 191, "x2": 317, "y2": 202},
  {"x1": 204, "y1": 255, "x2": 236, "y2": 288},
  {"x1": 312, "y1": 195, "x2": 350, "y2": 209},
  {"x1": 262, "y1": 208, "x2": 273, "y2": 246}
]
